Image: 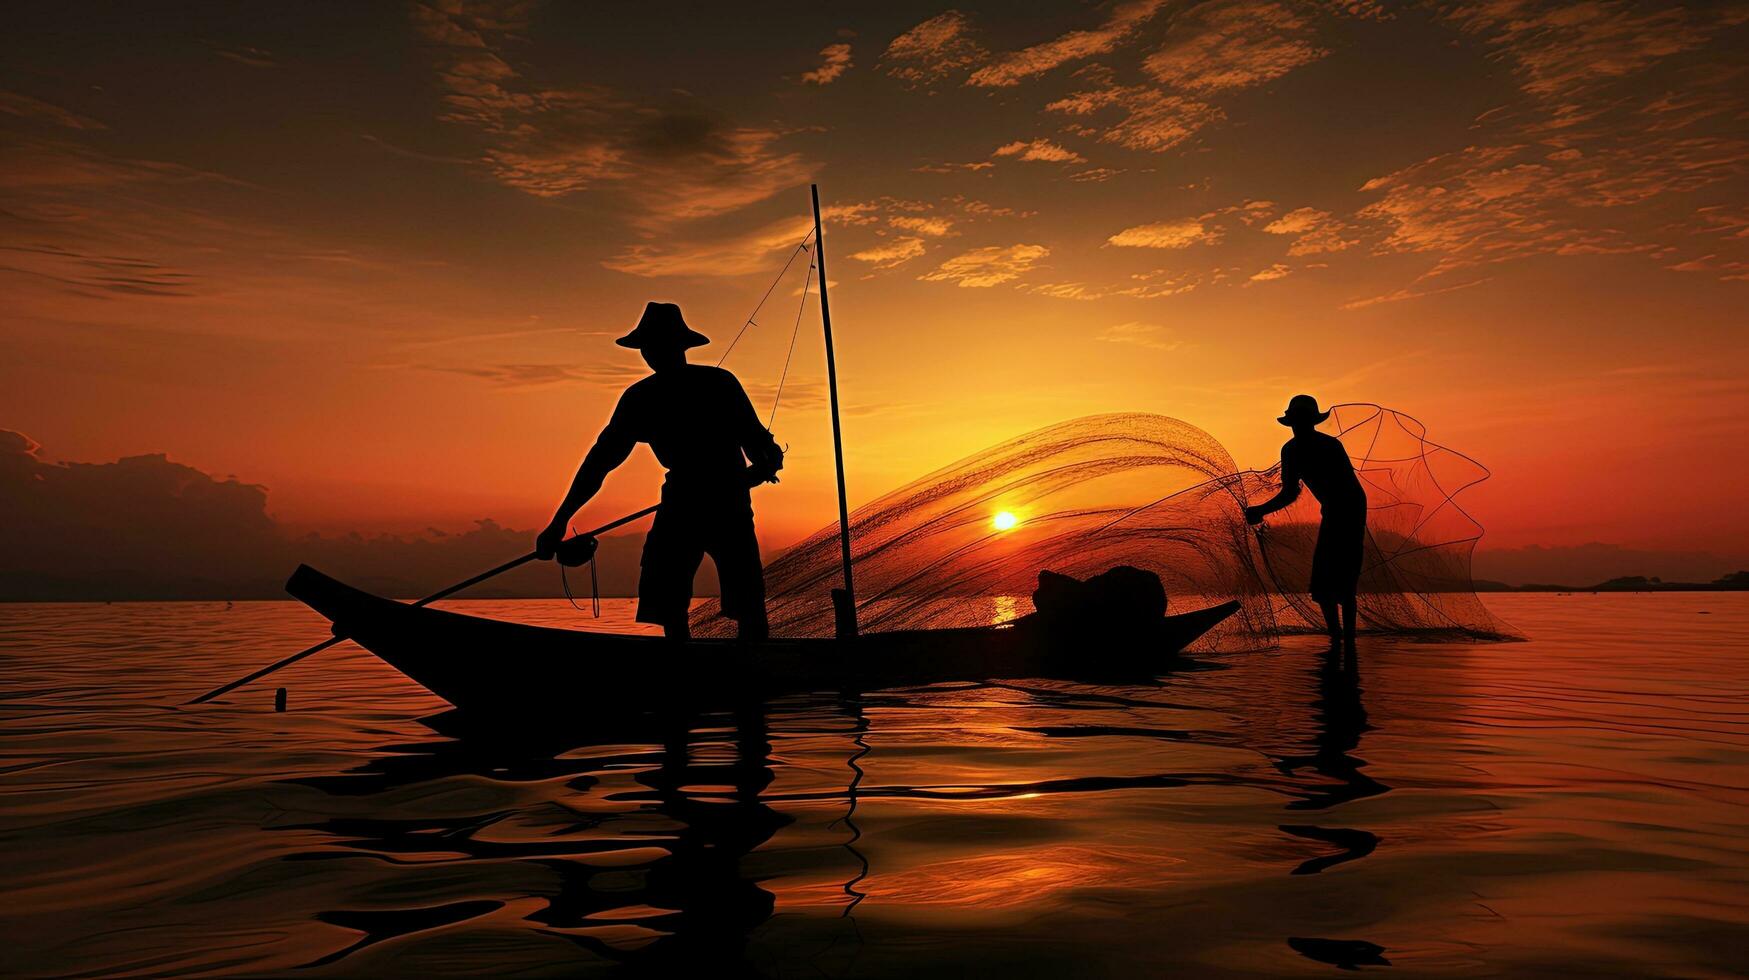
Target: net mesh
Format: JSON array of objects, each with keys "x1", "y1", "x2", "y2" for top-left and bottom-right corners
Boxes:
[{"x1": 691, "y1": 405, "x2": 1515, "y2": 645}]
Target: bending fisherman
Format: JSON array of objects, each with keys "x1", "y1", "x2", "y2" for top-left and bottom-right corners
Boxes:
[
  {"x1": 1245, "y1": 395, "x2": 1368, "y2": 653},
  {"x1": 537, "y1": 302, "x2": 783, "y2": 640}
]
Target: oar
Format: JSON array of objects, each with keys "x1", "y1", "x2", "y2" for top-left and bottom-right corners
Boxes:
[{"x1": 184, "y1": 504, "x2": 660, "y2": 706}]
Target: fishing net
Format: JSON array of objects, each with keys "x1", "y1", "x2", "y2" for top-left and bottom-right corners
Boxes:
[
  {"x1": 1244, "y1": 404, "x2": 1516, "y2": 640},
  {"x1": 690, "y1": 406, "x2": 1515, "y2": 646}
]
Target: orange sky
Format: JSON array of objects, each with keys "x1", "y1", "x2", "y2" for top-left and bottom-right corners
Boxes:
[{"x1": 3, "y1": 1, "x2": 1746, "y2": 559}]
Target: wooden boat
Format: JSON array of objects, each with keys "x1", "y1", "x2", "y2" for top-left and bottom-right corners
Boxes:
[{"x1": 287, "y1": 565, "x2": 1240, "y2": 715}]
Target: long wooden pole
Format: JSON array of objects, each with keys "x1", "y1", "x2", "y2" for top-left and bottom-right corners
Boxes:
[
  {"x1": 811, "y1": 183, "x2": 857, "y2": 638},
  {"x1": 184, "y1": 503, "x2": 660, "y2": 705}
]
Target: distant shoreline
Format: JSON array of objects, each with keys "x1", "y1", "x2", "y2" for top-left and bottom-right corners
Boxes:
[{"x1": 1475, "y1": 573, "x2": 1748, "y2": 594}]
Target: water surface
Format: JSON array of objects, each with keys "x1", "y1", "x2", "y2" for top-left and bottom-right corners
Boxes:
[{"x1": 1, "y1": 594, "x2": 1745, "y2": 976}]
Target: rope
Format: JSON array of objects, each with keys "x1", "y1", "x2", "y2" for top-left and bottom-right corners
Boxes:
[
  {"x1": 560, "y1": 523, "x2": 600, "y2": 617},
  {"x1": 769, "y1": 256, "x2": 815, "y2": 427},
  {"x1": 716, "y1": 230, "x2": 815, "y2": 366}
]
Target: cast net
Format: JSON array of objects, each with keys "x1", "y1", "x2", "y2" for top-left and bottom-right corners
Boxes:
[{"x1": 690, "y1": 406, "x2": 1515, "y2": 646}]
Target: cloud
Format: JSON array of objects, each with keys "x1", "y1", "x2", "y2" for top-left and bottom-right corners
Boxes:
[
  {"x1": 992, "y1": 138, "x2": 1087, "y2": 164},
  {"x1": 967, "y1": 0, "x2": 1167, "y2": 87},
  {"x1": 1341, "y1": 277, "x2": 1490, "y2": 310},
  {"x1": 849, "y1": 236, "x2": 927, "y2": 268},
  {"x1": 918, "y1": 244, "x2": 1048, "y2": 287},
  {"x1": 1356, "y1": 136, "x2": 1746, "y2": 279},
  {"x1": 215, "y1": 45, "x2": 278, "y2": 69},
  {"x1": 1143, "y1": 1, "x2": 1326, "y2": 94},
  {"x1": 1263, "y1": 206, "x2": 1358, "y2": 255},
  {"x1": 1099, "y1": 321, "x2": 1180, "y2": 350},
  {"x1": 603, "y1": 215, "x2": 812, "y2": 277},
  {"x1": 0, "y1": 91, "x2": 106, "y2": 130},
  {"x1": 913, "y1": 160, "x2": 997, "y2": 174},
  {"x1": 882, "y1": 10, "x2": 989, "y2": 85},
  {"x1": 803, "y1": 43, "x2": 853, "y2": 84},
  {"x1": 418, "y1": 359, "x2": 647, "y2": 390},
  {"x1": 0, "y1": 429, "x2": 666, "y2": 600},
  {"x1": 889, "y1": 215, "x2": 955, "y2": 236},
  {"x1": 1046, "y1": 82, "x2": 1222, "y2": 152},
  {"x1": 926, "y1": 138, "x2": 1088, "y2": 175},
  {"x1": 1442, "y1": 1, "x2": 1732, "y2": 100},
  {"x1": 1069, "y1": 167, "x2": 1123, "y2": 182},
  {"x1": 412, "y1": 3, "x2": 806, "y2": 228},
  {"x1": 2, "y1": 244, "x2": 198, "y2": 297},
  {"x1": 1107, "y1": 219, "x2": 1218, "y2": 249},
  {"x1": 1248, "y1": 262, "x2": 1291, "y2": 282}
]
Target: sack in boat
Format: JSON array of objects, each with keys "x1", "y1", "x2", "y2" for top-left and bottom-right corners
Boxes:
[{"x1": 1032, "y1": 565, "x2": 1167, "y2": 636}]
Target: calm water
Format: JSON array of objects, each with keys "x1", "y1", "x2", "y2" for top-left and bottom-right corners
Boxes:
[{"x1": 1, "y1": 594, "x2": 1746, "y2": 977}]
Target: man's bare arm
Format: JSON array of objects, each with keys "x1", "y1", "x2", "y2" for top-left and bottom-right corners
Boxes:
[
  {"x1": 1245, "y1": 452, "x2": 1301, "y2": 524},
  {"x1": 536, "y1": 427, "x2": 635, "y2": 557},
  {"x1": 730, "y1": 374, "x2": 784, "y2": 483}
]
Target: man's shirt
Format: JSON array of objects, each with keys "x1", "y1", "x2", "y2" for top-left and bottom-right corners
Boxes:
[{"x1": 585, "y1": 364, "x2": 778, "y2": 501}]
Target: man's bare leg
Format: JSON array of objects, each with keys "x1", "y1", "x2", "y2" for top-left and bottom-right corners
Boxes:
[
  {"x1": 1340, "y1": 597, "x2": 1358, "y2": 656},
  {"x1": 1318, "y1": 599, "x2": 1341, "y2": 650},
  {"x1": 661, "y1": 618, "x2": 691, "y2": 641}
]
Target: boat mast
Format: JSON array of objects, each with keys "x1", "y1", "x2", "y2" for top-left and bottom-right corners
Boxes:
[{"x1": 811, "y1": 183, "x2": 858, "y2": 639}]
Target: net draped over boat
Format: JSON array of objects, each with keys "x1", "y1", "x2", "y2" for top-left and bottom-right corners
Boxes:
[{"x1": 690, "y1": 407, "x2": 1514, "y2": 645}]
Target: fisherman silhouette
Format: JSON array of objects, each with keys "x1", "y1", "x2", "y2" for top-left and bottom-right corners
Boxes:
[
  {"x1": 1245, "y1": 395, "x2": 1367, "y2": 652},
  {"x1": 537, "y1": 302, "x2": 783, "y2": 640}
]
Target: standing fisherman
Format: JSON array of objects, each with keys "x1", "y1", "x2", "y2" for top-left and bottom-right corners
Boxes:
[
  {"x1": 1245, "y1": 395, "x2": 1368, "y2": 652},
  {"x1": 536, "y1": 302, "x2": 783, "y2": 640}
]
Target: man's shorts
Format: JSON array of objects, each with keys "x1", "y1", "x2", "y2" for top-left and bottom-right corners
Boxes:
[{"x1": 637, "y1": 502, "x2": 766, "y2": 627}]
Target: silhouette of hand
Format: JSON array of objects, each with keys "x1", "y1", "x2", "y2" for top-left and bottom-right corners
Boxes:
[
  {"x1": 1243, "y1": 506, "x2": 1264, "y2": 526},
  {"x1": 535, "y1": 524, "x2": 565, "y2": 560}
]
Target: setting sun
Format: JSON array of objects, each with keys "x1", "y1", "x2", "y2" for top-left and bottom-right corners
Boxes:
[{"x1": 993, "y1": 511, "x2": 1019, "y2": 532}]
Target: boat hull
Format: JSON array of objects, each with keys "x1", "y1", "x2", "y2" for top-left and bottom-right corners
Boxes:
[{"x1": 286, "y1": 565, "x2": 1239, "y2": 715}]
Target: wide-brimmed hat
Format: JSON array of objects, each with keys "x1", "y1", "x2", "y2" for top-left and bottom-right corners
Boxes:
[
  {"x1": 616, "y1": 301, "x2": 710, "y2": 351},
  {"x1": 1278, "y1": 394, "x2": 1330, "y2": 426}
]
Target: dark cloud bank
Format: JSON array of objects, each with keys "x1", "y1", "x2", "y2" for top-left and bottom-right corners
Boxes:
[{"x1": 0, "y1": 429, "x2": 712, "y2": 601}]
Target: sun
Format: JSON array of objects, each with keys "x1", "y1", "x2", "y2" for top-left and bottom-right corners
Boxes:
[{"x1": 993, "y1": 511, "x2": 1019, "y2": 531}]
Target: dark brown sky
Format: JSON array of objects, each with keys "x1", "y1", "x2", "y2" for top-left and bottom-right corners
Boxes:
[{"x1": 3, "y1": 1, "x2": 1746, "y2": 561}]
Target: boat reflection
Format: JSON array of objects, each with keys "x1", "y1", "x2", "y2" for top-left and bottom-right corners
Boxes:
[
  {"x1": 531, "y1": 704, "x2": 787, "y2": 968},
  {"x1": 283, "y1": 704, "x2": 799, "y2": 971}
]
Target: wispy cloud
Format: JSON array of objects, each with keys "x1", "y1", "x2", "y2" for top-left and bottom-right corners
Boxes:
[
  {"x1": 1107, "y1": 218, "x2": 1218, "y2": 249},
  {"x1": 1099, "y1": 321, "x2": 1180, "y2": 350},
  {"x1": 603, "y1": 215, "x2": 813, "y2": 278},
  {"x1": 882, "y1": 10, "x2": 989, "y2": 85},
  {"x1": 1263, "y1": 206, "x2": 1357, "y2": 255},
  {"x1": 1046, "y1": 81, "x2": 1222, "y2": 152},
  {"x1": 1341, "y1": 277, "x2": 1491, "y2": 310},
  {"x1": 919, "y1": 244, "x2": 1048, "y2": 287},
  {"x1": 214, "y1": 45, "x2": 277, "y2": 69},
  {"x1": 413, "y1": 2, "x2": 807, "y2": 229},
  {"x1": 992, "y1": 138, "x2": 1086, "y2": 164},
  {"x1": 802, "y1": 43, "x2": 853, "y2": 85},
  {"x1": 1143, "y1": 1, "x2": 1325, "y2": 94},
  {"x1": 1442, "y1": 1, "x2": 1729, "y2": 100},
  {"x1": 967, "y1": 0, "x2": 1167, "y2": 87},
  {"x1": 889, "y1": 215, "x2": 955, "y2": 236},
  {"x1": 849, "y1": 236, "x2": 927, "y2": 268},
  {"x1": 0, "y1": 91, "x2": 106, "y2": 131}
]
